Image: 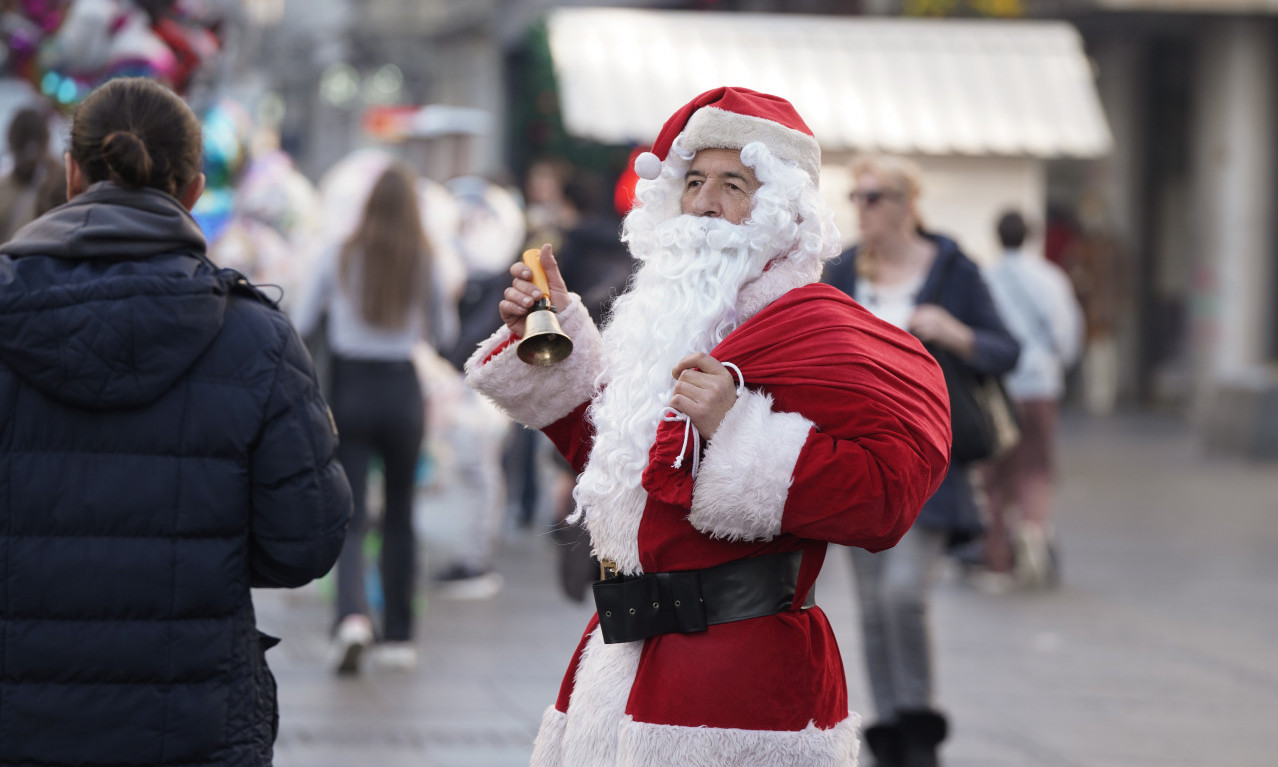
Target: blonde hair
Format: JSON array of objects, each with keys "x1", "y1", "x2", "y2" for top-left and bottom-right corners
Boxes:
[{"x1": 849, "y1": 154, "x2": 925, "y2": 282}]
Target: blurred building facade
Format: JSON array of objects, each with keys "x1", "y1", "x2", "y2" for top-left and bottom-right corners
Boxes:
[{"x1": 236, "y1": 0, "x2": 1277, "y2": 457}]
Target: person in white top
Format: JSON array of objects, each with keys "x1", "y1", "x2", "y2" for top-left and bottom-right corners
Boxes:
[{"x1": 981, "y1": 210, "x2": 1084, "y2": 588}]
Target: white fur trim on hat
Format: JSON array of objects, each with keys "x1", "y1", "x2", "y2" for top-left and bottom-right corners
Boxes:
[
  {"x1": 681, "y1": 107, "x2": 822, "y2": 184},
  {"x1": 464, "y1": 293, "x2": 603, "y2": 430},
  {"x1": 688, "y1": 389, "x2": 814, "y2": 542}
]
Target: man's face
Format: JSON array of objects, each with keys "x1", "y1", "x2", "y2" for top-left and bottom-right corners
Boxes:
[{"x1": 680, "y1": 148, "x2": 760, "y2": 225}]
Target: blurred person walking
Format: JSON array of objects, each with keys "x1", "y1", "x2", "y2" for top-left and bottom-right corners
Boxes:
[
  {"x1": 0, "y1": 106, "x2": 58, "y2": 242},
  {"x1": 981, "y1": 210, "x2": 1084, "y2": 588},
  {"x1": 0, "y1": 77, "x2": 351, "y2": 766},
  {"x1": 292, "y1": 162, "x2": 436, "y2": 675},
  {"x1": 825, "y1": 155, "x2": 1019, "y2": 767}
]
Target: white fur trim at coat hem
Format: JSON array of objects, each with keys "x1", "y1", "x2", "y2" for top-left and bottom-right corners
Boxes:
[
  {"x1": 463, "y1": 293, "x2": 603, "y2": 430},
  {"x1": 689, "y1": 389, "x2": 814, "y2": 542},
  {"x1": 616, "y1": 714, "x2": 861, "y2": 767},
  {"x1": 531, "y1": 706, "x2": 568, "y2": 767}
]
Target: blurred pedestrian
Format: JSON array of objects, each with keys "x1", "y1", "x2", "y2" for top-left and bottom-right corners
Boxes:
[
  {"x1": 428, "y1": 174, "x2": 524, "y2": 599},
  {"x1": 468, "y1": 87, "x2": 950, "y2": 767},
  {"x1": 291, "y1": 162, "x2": 436, "y2": 674},
  {"x1": 0, "y1": 77, "x2": 351, "y2": 766},
  {"x1": 981, "y1": 210, "x2": 1084, "y2": 588},
  {"x1": 32, "y1": 158, "x2": 69, "y2": 217},
  {"x1": 0, "y1": 106, "x2": 58, "y2": 242},
  {"x1": 825, "y1": 155, "x2": 1019, "y2": 767},
  {"x1": 546, "y1": 167, "x2": 636, "y2": 602}
]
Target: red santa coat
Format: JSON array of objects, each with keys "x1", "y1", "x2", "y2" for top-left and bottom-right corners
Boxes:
[{"x1": 466, "y1": 266, "x2": 950, "y2": 767}]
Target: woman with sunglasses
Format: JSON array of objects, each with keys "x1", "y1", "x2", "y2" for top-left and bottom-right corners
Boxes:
[{"x1": 825, "y1": 155, "x2": 1020, "y2": 767}]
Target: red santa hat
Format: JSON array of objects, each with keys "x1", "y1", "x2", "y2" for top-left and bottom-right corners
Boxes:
[{"x1": 633, "y1": 87, "x2": 821, "y2": 184}]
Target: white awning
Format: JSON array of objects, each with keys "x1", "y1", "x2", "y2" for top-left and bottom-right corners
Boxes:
[{"x1": 546, "y1": 9, "x2": 1112, "y2": 159}]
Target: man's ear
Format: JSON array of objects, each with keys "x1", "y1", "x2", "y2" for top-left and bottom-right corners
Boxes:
[
  {"x1": 65, "y1": 153, "x2": 85, "y2": 200},
  {"x1": 177, "y1": 173, "x2": 206, "y2": 211}
]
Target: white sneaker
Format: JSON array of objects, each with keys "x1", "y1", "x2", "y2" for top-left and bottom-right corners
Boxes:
[
  {"x1": 434, "y1": 571, "x2": 504, "y2": 601},
  {"x1": 331, "y1": 614, "x2": 374, "y2": 676},
  {"x1": 1014, "y1": 524, "x2": 1051, "y2": 589},
  {"x1": 373, "y1": 642, "x2": 419, "y2": 672}
]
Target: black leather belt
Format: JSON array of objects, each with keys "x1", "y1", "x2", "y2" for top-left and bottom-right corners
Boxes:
[{"x1": 592, "y1": 551, "x2": 814, "y2": 644}]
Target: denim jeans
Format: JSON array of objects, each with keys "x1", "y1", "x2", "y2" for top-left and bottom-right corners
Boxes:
[{"x1": 849, "y1": 524, "x2": 948, "y2": 719}]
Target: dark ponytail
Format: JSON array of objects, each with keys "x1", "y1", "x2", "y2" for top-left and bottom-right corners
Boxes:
[
  {"x1": 100, "y1": 131, "x2": 155, "y2": 189},
  {"x1": 70, "y1": 78, "x2": 202, "y2": 198}
]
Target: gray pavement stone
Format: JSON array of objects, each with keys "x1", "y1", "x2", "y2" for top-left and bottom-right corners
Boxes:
[{"x1": 255, "y1": 411, "x2": 1278, "y2": 766}]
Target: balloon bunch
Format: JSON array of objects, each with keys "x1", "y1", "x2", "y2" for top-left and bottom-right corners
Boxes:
[{"x1": 1, "y1": 0, "x2": 225, "y2": 109}]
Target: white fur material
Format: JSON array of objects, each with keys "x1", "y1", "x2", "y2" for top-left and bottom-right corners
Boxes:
[
  {"x1": 583, "y1": 484, "x2": 648, "y2": 576},
  {"x1": 634, "y1": 151, "x2": 662, "y2": 180},
  {"x1": 559, "y1": 629, "x2": 645, "y2": 766},
  {"x1": 464, "y1": 294, "x2": 603, "y2": 430},
  {"x1": 682, "y1": 107, "x2": 822, "y2": 185},
  {"x1": 616, "y1": 714, "x2": 862, "y2": 767},
  {"x1": 736, "y1": 255, "x2": 822, "y2": 323},
  {"x1": 689, "y1": 389, "x2": 814, "y2": 542},
  {"x1": 530, "y1": 707, "x2": 569, "y2": 767}
]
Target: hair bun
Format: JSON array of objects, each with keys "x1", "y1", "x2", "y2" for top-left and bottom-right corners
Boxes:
[{"x1": 101, "y1": 130, "x2": 154, "y2": 189}]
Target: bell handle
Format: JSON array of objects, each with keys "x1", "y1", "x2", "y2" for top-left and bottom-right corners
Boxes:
[{"x1": 521, "y1": 248, "x2": 553, "y2": 300}]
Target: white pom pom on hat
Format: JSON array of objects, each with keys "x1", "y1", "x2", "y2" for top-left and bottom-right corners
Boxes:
[
  {"x1": 633, "y1": 86, "x2": 821, "y2": 184},
  {"x1": 633, "y1": 151, "x2": 663, "y2": 180}
]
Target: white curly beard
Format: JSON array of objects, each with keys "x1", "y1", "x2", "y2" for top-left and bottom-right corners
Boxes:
[{"x1": 571, "y1": 212, "x2": 792, "y2": 573}]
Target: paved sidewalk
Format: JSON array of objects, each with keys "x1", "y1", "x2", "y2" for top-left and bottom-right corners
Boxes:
[{"x1": 254, "y1": 411, "x2": 1278, "y2": 766}]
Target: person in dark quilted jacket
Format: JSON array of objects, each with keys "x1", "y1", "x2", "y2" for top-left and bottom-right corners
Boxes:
[{"x1": 0, "y1": 77, "x2": 352, "y2": 766}]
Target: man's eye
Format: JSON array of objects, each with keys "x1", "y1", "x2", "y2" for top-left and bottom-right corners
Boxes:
[{"x1": 685, "y1": 179, "x2": 702, "y2": 190}]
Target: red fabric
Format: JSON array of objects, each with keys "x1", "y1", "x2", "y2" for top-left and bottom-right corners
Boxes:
[{"x1": 648, "y1": 87, "x2": 815, "y2": 163}]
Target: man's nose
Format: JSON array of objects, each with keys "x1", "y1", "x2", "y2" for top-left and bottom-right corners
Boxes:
[{"x1": 691, "y1": 186, "x2": 721, "y2": 217}]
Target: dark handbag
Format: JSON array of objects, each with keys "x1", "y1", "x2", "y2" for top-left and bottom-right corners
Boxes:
[
  {"x1": 931, "y1": 346, "x2": 1020, "y2": 464},
  {"x1": 919, "y1": 256, "x2": 1021, "y2": 465}
]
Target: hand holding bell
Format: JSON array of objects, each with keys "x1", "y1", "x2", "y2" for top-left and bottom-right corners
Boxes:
[{"x1": 512, "y1": 248, "x2": 573, "y2": 366}]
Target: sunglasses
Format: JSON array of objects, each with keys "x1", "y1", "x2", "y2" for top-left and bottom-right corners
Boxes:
[{"x1": 849, "y1": 189, "x2": 901, "y2": 207}]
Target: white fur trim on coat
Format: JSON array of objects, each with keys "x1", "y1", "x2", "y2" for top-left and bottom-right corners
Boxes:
[
  {"x1": 689, "y1": 389, "x2": 814, "y2": 542},
  {"x1": 559, "y1": 629, "x2": 644, "y2": 766},
  {"x1": 463, "y1": 294, "x2": 603, "y2": 430},
  {"x1": 616, "y1": 714, "x2": 862, "y2": 767},
  {"x1": 531, "y1": 706, "x2": 568, "y2": 767}
]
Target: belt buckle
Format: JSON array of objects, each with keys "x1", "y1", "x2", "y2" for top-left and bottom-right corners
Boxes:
[{"x1": 600, "y1": 558, "x2": 619, "y2": 581}]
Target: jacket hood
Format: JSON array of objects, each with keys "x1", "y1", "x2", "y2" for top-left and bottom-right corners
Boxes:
[{"x1": 0, "y1": 182, "x2": 230, "y2": 410}]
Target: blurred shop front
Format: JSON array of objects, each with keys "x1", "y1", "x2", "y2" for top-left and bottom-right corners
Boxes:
[
  {"x1": 542, "y1": 9, "x2": 1112, "y2": 265},
  {"x1": 1067, "y1": 3, "x2": 1278, "y2": 457}
]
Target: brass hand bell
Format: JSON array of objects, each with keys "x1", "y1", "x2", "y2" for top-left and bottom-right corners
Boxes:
[{"x1": 516, "y1": 248, "x2": 573, "y2": 366}]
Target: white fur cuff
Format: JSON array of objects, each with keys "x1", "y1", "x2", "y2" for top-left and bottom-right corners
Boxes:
[
  {"x1": 616, "y1": 714, "x2": 861, "y2": 767},
  {"x1": 689, "y1": 390, "x2": 813, "y2": 542},
  {"x1": 463, "y1": 294, "x2": 603, "y2": 430}
]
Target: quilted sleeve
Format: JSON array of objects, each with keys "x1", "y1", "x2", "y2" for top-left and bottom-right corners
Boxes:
[{"x1": 248, "y1": 316, "x2": 353, "y2": 588}]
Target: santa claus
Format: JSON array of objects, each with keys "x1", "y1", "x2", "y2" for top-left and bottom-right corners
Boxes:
[{"x1": 465, "y1": 87, "x2": 951, "y2": 767}]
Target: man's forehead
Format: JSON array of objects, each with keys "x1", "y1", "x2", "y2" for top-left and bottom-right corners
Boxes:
[{"x1": 686, "y1": 148, "x2": 756, "y2": 179}]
